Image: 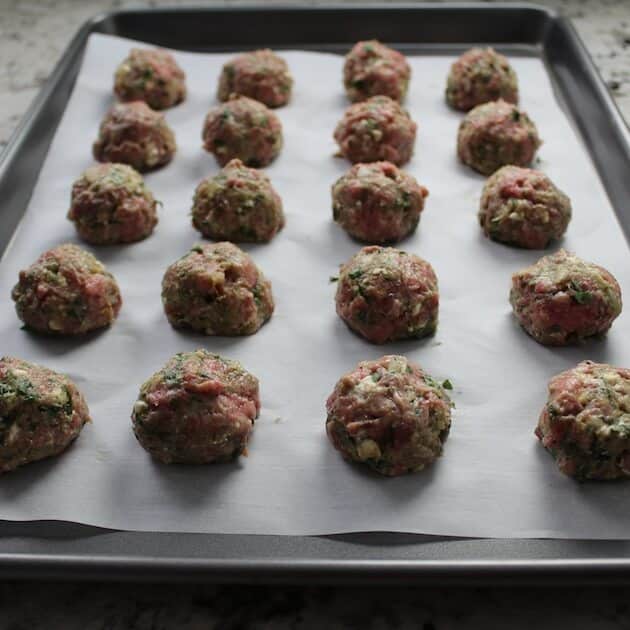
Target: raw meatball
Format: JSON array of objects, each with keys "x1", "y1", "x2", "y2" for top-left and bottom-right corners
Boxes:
[
  {"x1": 12, "y1": 243, "x2": 122, "y2": 335},
  {"x1": 67, "y1": 163, "x2": 158, "y2": 245},
  {"x1": 457, "y1": 99, "x2": 541, "y2": 175},
  {"x1": 332, "y1": 161, "x2": 428, "y2": 243},
  {"x1": 446, "y1": 47, "x2": 518, "y2": 112},
  {"x1": 202, "y1": 95, "x2": 283, "y2": 167},
  {"x1": 478, "y1": 165, "x2": 571, "y2": 249},
  {"x1": 93, "y1": 101, "x2": 176, "y2": 172},
  {"x1": 343, "y1": 40, "x2": 411, "y2": 103},
  {"x1": 326, "y1": 355, "x2": 452, "y2": 476},
  {"x1": 162, "y1": 242, "x2": 274, "y2": 336},
  {"x1": 0, "y1": 356, "x2": 90, "y2": 474},
  {"x1": 114, "y1": 47, "x2": 186, "y2": 110},
  {"x1": 536, "y1": 360, "x2": 630, "y2": 480},
  {"x1": 217, "y1": 49, "x2": 292, "y2": 108},
  {"x1": 335, "y1": 245, "x2": 439, "y2": 344},
  {"x1": 192, "y1": 158, "x2": 284, "y2": 242},
  {"x1": 132, "y1": 349, "x2": 259, "y2": 464},
  {"x1": 510, "y1": 249, "x2": 622, "y2": 346},
  {"x1": 334, "y1": 95, "x2": 417, "y2": 166}
]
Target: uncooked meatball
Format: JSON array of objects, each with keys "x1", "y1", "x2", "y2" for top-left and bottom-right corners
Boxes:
[
  {"x1": 536, "y1": 360, "x2": 630, "y2": 480},
  {"x1": 332, "y1": 161, "x2": 428, "y2": 243},
  {"x1": 457, "y1": 99, "x2": 540, "y2": 175},
  {"x1": 12, "y1": 243, "x2": 122, "y2": 335},
  {"x1": 67, "y1": 163, "x2": 158, "y2": 245},
  {"x1": 446, "y1": 47, "x2": 518, "y2": 112},
  {"x1": 0, "y1": 356, "x2": 91, "y2": 474},
  {"x1": 326, "y1": 354, "x2": 452, "y2": 476},
  {"x1": 93, "y1": 101, "x2": 176, "y2": 172},
  {"x1": 132, "y1": 349, "x2": 259, "y2": 464},
  {"x1": 202, "y1": 95, "x2": 283, "y2": 167},
  {"x1": 343, "y1": 40, "x2": 411, "y2": 103},
  {"x1": 114, "y1": 47, "x2": 186, "y2": 110},
  {"x1": 162, "y1": 242, "x2": 274, "y2": 336},
  {"x1": 335, "y1": 245, "x2": 439, "y2": 344},
  {"x1": 510, "y1": 249, "x2": 622, "y2": 346},
  {"x1": 192, "y1": 158, "x2": 284, "y2": 242},
  {"x1": 334, "y1": 95, "x2": 417, "y2": 166},
  {"x1": 478, "y1": 165, "x2": 571, "y2": 249},
  {"x1": 217, "y1": 49, "x2": 292, "y2": 108}
]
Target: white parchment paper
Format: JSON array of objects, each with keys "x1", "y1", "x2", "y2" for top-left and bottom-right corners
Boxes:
[{"x1": 1, "y1": 33, "x2": 630, "y2": 539}]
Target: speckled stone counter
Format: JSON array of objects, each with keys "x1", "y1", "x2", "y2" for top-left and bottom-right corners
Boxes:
[{"x1": 1, "y1": 1, "x2": 630, "y2": 627}]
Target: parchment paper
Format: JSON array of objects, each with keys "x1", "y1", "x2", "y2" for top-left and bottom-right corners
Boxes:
[{"x1": 1, "y1": 33, "x2": 629, "y2": 539}]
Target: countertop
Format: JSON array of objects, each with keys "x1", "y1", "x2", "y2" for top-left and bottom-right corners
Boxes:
[{"x1": 2, "y1": 1, "x2": 630, "y2": 628}]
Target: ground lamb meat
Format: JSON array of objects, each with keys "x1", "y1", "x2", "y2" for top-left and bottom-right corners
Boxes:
[
  {"x1": 161, "y1": 242, "x2": 274, "y2": 336},
  {"x1": 332, "y1": 161, "x2": 428, "y2": 243},
  {"x1": 510, "y1": 249, "x2": 622, "y2": 346},
  {"x1": 67, "y1": 162, "x2": 158, "y2": 245},
  {"x1": 457, "y1": 99, "x2": 540, "y2": 175},
  {"x1": 0, "y1": 356, "x2": 90, "y2": 474},
  {"x1": 446, "y1": 47, "x2": 518, "y2": 112},
  {"x1": 132, "y1": 349, "x2": 259, "y2": 464},
  {"x1": 326, "y1": 354, "x2": 452, "y2": 476},
  {"x1": 334, "y1": 95, "x2": 417, "y2": 166},
  {"x1": 192, "y1": 158, "x2": 284, "y2": 242},
  {"x1": 536, "y1": 360, "x2": 630, "y2": 480},
  {"x1": 335, "y1": 245, "x2": 439, "y2": 344},
  {"x1": 93, "y1": 101, "x2": 176, "y2": 172},
  {"x1": 202, "y1": 95, "x2": 283, "y2": 168},
  {"x1": 217, "y1": 49, "x2": 292, "y2": 108},
  {"x1": 12, "y1": 243, "x2": 122, "y2": 335},
  {"x1": 343, "y1": 40, "x2": 411, "y2": 103},
  {"x1": 114, "y1": 47, "x2": 186, "y2": 110},
  {"x1": 478, "y1": 165, "x2": 571, "y2": 249}
]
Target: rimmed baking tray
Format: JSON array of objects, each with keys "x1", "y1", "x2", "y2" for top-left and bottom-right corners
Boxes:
[{"x1": 1, "y1": 3, "x2": 630, "y2": 584}]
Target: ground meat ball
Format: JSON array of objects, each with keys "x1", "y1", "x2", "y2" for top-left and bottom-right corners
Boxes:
[
  {"x1": 326, "y1": 355, "x2": 452, "y2": 476},
  {"x1": 478, "y1": 165, "x2": 571, "y2": 249},
  {"x1": 457, "y1": 99, "x2": 541, "y2": 175},
  {"x1": 536, "y1": 360, "x2": 630, "y2": 480},
  {"x1": 0, "y1": 356, "x2": 90, "y2": 473},
  {"x1": 192, "y1": 159, "x2": 284, "y2": 242},
  {"x1": 12, "y1": 244, "x2": 122, "y2": 335},
  {"x1": 332, "y1": 161, "x2": 428, "y2": 243},
  {"x1": 334, "y1": 95, "x2": 417, "y2": 166},
  {"x1": 162, "y1": 242, "x2": 274, "y2": 336},
  {"x1": 335, "y1": 246, "x2": 439, "y2": 344},
  {"x1": 93, "y1": 101, "x2": 176, "y2": 172},
  {"x1": 202, "y1": 95, "x2": 283, "y2": 167},
  {"x1": 343, "y1": 40, "x2": 411, "y2": 103},
  {"x1": 217, "y1": 49, "x2": 293, "y2": 108},
  {"x1": 510, "y1": 249, "x2": 622, "y2": 346},
  {"x1": 446, "y1": 47, "x2": 518, "y2": 112},
  {"x1": 114, "y1": 48, "x2": 186, "y2": 110},
  {"x1": 132, "y1": 349, "x2": 259, "y2": 464},
  {"x1": 67, "y1": 163, "x2": 158, "y2": 245}
]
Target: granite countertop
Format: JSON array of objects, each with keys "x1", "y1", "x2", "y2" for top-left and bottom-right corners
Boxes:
[{"x1": 2, "y1": 0, "x2": 630, "y2": 627}]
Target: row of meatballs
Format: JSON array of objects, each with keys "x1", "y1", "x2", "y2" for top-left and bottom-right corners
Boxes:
[
  {"x1": 1, "y1": 350, "x2": 629, "y2": 482},
  {"x1": 96, "y1": 43, "x2": 539, "y2": 180},
  {"x1": 10, "y1": 241, "x2": 622, "y2": 347},
  {"x1": 88, "y1": 42, "x2": 567, "y2": 252},
  {"x1": 67, "y1": 155, "x2": 570, "y2": 252}
]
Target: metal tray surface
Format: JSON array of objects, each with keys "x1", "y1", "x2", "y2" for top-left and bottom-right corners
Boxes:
[{"x1": 1, "y1": 3, "x2": 630, "y2": 584}]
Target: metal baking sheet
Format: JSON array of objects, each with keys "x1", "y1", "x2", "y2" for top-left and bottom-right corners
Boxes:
[{"x1": 1, "y1": 3, "x2": 630, "y2": 583}]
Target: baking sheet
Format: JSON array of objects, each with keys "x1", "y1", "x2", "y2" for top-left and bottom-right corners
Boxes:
[{"x1": 1, "y1": 33, "x2": 630, "y2": 539}]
